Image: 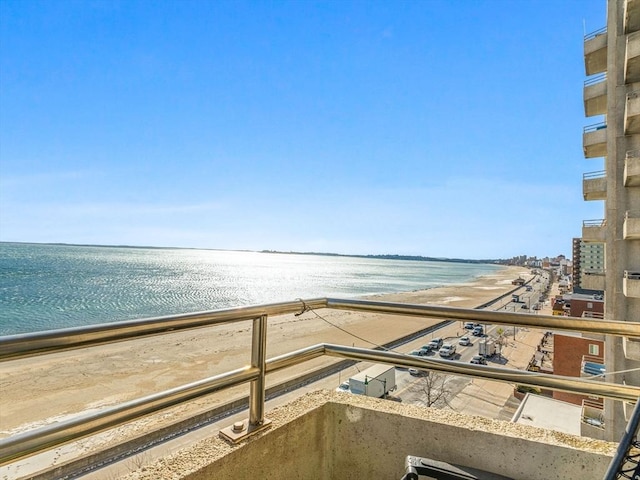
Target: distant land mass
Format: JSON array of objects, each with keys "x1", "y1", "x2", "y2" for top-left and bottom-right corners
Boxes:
[
  {"x1": 260, "y1": 250, "x2": 504, "y2": 265},
  {"x1": 0, "y1": 242, "x2": 507, "y2": 264}
]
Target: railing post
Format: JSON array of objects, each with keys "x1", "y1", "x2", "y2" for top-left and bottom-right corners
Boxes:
[
  {"x1": 220, "y1": 314, "x2": 272, "y2": 443},
  {"x1": 249, "y1": 314, "x2": 268, "y2": 426}
]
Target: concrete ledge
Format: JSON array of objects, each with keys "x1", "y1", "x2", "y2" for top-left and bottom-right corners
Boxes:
[{"x1": 121, "y1": 390, "x2": 617, "y2": 480}]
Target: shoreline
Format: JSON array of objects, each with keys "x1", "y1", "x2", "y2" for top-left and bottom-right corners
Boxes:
[{"x1": 0, "y1": 265, "x2": 530, "y2": 465}]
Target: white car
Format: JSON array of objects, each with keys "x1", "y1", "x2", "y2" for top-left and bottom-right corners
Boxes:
[
  {"x1": 458, "y1": 336, "x2": 471, "y2": 346},
  {"x1": 439, "y1": 343, "x2": 456, "y2": 358}
]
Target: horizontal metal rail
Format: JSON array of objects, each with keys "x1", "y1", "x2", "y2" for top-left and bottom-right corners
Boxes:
[
  {"x1": 584, "y1": 122, "x2": 607, "y2": 133},
  {"x1": 2, "y1": 297, "x2": 640, "y2": 361},
  {"x1": 0, "y1": 298, "x2": 327, "y2": 361},
  {"x1": 2, "y1": 342, "x2": 640, "y2": 466},
  {"x1": 583, "y1": 219, "x2": 606, "y2": 228},
  {"x1": 584, "y1": 170, "x2": 607, "y2": 180},
  {"x1": 0, "y1": 365, "x2": 259, "y2": 464},
  {"x1": 585, "y1": 26, "x2": 607, "y2": 41},
  {"x1": 323, "y1": 298, "x2": 640, "y2": 338},
  {"x1": 584, "y1": 72, "x2": 607, "y2": 87},
  {"x1": 624, "y1": 270, "x2": 640, "y2": 280}
]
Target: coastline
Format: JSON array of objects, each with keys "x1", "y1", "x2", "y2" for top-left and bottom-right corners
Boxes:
[{"x1": 0, "y1": 265, "x2": 529, "y2": 463}]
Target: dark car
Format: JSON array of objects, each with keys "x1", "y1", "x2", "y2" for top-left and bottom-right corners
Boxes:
[{"x1": 470, "y1": 355, "x2": 487, "y2": 365}]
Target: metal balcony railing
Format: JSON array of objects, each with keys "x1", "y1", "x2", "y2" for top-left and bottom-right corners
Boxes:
[
  {"x1": 625, "y1": 271, "x2": 640, "y2": 280},
  {"x1": 584, "y1": 122, "x2": 608, "y2": 134},
  {"x1": 1, "y1": 297, "x2": 639, "y2": 473},
  {"x1": 585, "y1": 72, "x2": 607, "y2": 87},
  {"x1": 585, "y1": 26, "x2": 607, "y2": 41},
  {"x1": 628, "y1": 90, "x2": 640, "y2": 101},
  {"x1": 584, "y1": 170, "x2": 607, "y2": 180},
  {"x1": 581, "y1": 354, "x2": 606, "y2": 378},
  {"x1": 583, "y1": 219, "x2": 607, "y2": 228},
  {"x1": 627, "y1": 149, "x2": 640, "y2": 160}
]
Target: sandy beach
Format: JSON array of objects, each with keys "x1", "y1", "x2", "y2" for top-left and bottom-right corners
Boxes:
[{"x1": 0, "y1": 265, "x2": 529, "y2": 463}]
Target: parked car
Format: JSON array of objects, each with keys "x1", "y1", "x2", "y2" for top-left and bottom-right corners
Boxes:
[
  {"x1": 472, "y1": 326, "x2": 484, "y2": 336},
  {"x1": 336, "y1": 381, "x2": 351, "y2": 392},
  {"x1": 470, "y1": 355, "x2": 487, "y2": 365},
  {"x1": 428, "y1": 338, "x2": 444, "y2": 350},
  {"x1": 458, "y1": 336, "x2": 471, "y2": 346},
  {"x1": 439, "y1": 343, "x2": 456, "y2": 358}
]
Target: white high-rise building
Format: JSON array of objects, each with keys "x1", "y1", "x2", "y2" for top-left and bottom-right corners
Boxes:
[{"x1": 583, "y1": 0, "x2": 640, "y2": 441}]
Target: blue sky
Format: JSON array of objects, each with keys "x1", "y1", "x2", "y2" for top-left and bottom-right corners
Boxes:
[{"x1": 0, "y1": 0, "x2": 606, "y2": 259}]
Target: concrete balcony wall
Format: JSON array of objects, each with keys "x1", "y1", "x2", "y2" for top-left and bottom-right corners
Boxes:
[
  {"x1": 583, "y1": 219, "x2": 607, "y2": 242},
  {"x1": 583, "y1": 173, "x2": 607, "y2": 201},
  {"x1": 625, "y1": 91, "x2": 640, "y2": 134},
  {"x1": 582, "y1": 271, "x2": 606, "y2": 291},
  {"x1": 583, "y1": 126, "x2": 607, "y2": 158},
  {"x1": 585, "y1": 29, "x2": 608, "y2": 75},
  {"x1": 626, "y1": 0, "x2": 640, "y2": 33},
  {"x1": 623, "y1": 336, "x2": 640, "y2": 361},
  {"x1": 623, "y1": 271, "x2": 640, "y2": 297},
  {"x1": 121, "y1": 392, "x2": 617, "y2": 480},
  {"x1": 625, "y1": 31, "x2": 640, "y2": 83},
  {"x1": 625, "y1": 151, "x2": 640, "y2": 186},
  {"x1": 623, "y1": 211, "x2": 640, "y2": 239},
  {"x1": 584, "y1": 75, "x2": 607, "y2": 117},
  {"x1": 581, "y1": 401, "x2": 606, "y2": 440}
]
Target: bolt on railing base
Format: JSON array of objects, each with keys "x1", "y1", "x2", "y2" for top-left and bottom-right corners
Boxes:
[{"x1": 219, "y1": 418, "x2": 272, "y2": 444}]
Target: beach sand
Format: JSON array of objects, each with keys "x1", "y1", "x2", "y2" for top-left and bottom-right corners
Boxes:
[{"x1": 0, "y1": 265, "x2": 529, "y2": 461}]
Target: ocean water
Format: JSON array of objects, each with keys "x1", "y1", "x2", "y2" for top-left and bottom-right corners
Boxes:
[{"x1": 0, "y1": 243, "x2": 501, "y2": 336}]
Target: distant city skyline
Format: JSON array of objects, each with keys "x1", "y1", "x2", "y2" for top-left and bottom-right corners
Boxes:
[{"x1": 0, "y1": 1, "x2": 605, "y2": 259}]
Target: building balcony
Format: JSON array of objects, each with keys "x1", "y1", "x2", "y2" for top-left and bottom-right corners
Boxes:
[
  {"x1": 625, "y1": 150, "x2": 640, "y2": 186},
  {"x1": 581, "y1": 399, "x2": 606, "y2": 440},
  {"x1": 583, "y1": 170, "x2": 607, "y2": 201},
  {"x1": 623, "y1": 336, "x2": 640, "y2": 362},
  {"x1": 625, "y1": 0, "x2": 640, "y2": 34},
  {"x1": 583, "y1": 123, "x2": 607, "y2": 158},
  {"x1": 584, "y1": 27, "x2": 608, "y2": 76},
  {"x1": 625, "y1": 90, "x2": 640, "y2": 134},
  {"x1": 128, "y1": 392, "x2": 618, "y2": 479},
  {"x1": 582, "y1": 269, "x2": 606, "y2": 291},
  {"x1": 626, "y1": 31, "x2": 640, "y2": 83},
  {"x1": 582, "y1": 219, "x2": 606, "y2": 242},
  {"x1": 623, "y1": 270, "x2": 640, "y2": 297},
  {"x1": 623, "y1": 210, "x2": 640, "y2": 239},
  {"x1": 584, "y1": 73, "x2": 607, "y2": 117},
  {"x1": 581, "y1": 354, "x2": 605, "y2": 380},
  {"x1": 2, "y1": 299, "x2": 639, "y2": 480}
]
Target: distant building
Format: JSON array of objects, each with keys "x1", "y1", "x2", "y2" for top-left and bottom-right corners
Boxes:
[{"x1": 572, "y1": 238, "x2": 604, "y2": 294}]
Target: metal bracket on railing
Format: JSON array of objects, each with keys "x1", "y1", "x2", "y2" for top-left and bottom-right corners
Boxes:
[{"x1": 220, "y1": 314, "x2": 272, "y2": 443}]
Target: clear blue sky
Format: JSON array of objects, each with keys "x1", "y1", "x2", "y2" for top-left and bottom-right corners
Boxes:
[{"x1": 0, "y1": 0, "x2": 606, "y2": 259}]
